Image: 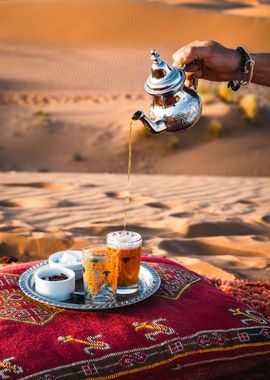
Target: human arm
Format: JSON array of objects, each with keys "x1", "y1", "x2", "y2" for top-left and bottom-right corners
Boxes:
[
  {"x1": 172, "y1": 40, "x2": 270, "y2": 88},
  {"x1": 249, "y1": 53, "x2": 270, "y2": 87}
]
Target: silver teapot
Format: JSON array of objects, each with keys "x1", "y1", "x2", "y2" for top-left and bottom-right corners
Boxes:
[{"x1": 132, "y1": 49, "x2": 202, "y2": 134}]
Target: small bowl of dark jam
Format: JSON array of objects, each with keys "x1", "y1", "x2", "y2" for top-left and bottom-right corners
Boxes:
[{"x1": 34, "y1": 267, "x2": 75, "y2": 301}]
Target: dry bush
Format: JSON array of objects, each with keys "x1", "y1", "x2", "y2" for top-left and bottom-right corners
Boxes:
[
  {"x1": 73, "y1": 152, "x2": 84, "y2": 161},
  {"x1": 13, "y1": 131, "x2": 23, "y2": 137},
  {"x1": 201, "y1": 93, "x2": 216, "y2": 105},
  {"x1": 197, "y1": 80, "x2": 214, "y2": 94},
  {"x1": 197, "y1": 80, "x2": 216, "y2": 105},
  {"x1": 166, "y1": 136, "x2": 181, "y2": 150},
  {"x1": 217, "y1": 83, "x2": 239, "y2": 103},
  {"x1": 33, "y1": 109, "x2": 51, "y2": 126},
  {"x1": 239, "y1": 94, "x2": 258, "y2": 122},
  {"x1": 208, "y1": 119, "x2": 224, "y2": 138}
]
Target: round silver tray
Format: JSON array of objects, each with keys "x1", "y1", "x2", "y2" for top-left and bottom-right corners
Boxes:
[{"x1": 19, "y1": 261, "x2": 161, "y2": 310}]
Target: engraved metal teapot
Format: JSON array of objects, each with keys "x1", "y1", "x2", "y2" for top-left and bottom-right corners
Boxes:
[{"x1": 132, "y1": 49, "x2": 202, "y2": 134}]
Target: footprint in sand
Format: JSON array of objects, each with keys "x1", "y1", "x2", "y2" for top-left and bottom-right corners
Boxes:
[
  {"x1": 145, "y1": 202, "x2": 172, "y2": 210},
  {"x1": 0, "y1": 197, "x2": 79, "y2": 209},
  {"x1": 3, "y1": 182, "x2": 73, "y2": 190},
  {"x1": 237, "y1": 199, "x2": 258, "y2": 205},
  {"x1": 106, "y1": 192, "x2": 175, "y2": 208},
  {"x1": 252, "y1": 235, "x2": 270, "y2": 242},
  {"x1": 0, "y1": 197, "x2": 57, "y2": 208},
  {"x1": 105, "y1": 191, "x2": 151, "y2": 203},
  {"x1": 170, "y1": 212, "x2": 193, "y2": 218},
  {"x1": 105, "y1": 191, "x2": 121, "y2": 199},
  {"x1": 82, "y1": 184, "x2": 98, "y2": 188},
  {"x1": 0, "y1": 200, "x2": 18, "y2": 208},
  {"x1": 70, "y1": 224, "x2": 170, "y2": 239},
  {"x1": 57, "y1": 200, "x2": 78, "y2": 208},
  {"x1": 262, "y1": 215, "x2": 270, "y2": 224},
  {"x1": 185, "y1": 221, "x2": 265, "y2": 238}
]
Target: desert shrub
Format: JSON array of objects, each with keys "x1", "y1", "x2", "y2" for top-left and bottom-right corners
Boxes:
[
  {"x1": 217, "y1": 83, "x2": 239, "y2": 103},
  {"x1": 208, "y1": 119, "x2": 224, "y2": 138},
  {"x1": 201, "y1": 93, "x2": 216, "y2": 105},
  {"x1": 33, "y1": 109, "x2": 46, "y2": 117},
  {"x1": 13, "y1": 131, "x2": 22, "y2": 137},
  {"x1": 198, "y1": 80, "x2": 214, "y2": 94},
  {"x1": 33, "y1": 109, "x2": 50, "y2": 126},
  {"x1": 73, "y1": 152, "x2": 83, "y2": 161},
  {"x1": 166, "y1": 136, "x2": 181, "y2": 150},
  {"x1": 198, "y1": 81, "x2": 215, "y2": 104},
  {"x1": 239, "y1": 94, "x2": 258, "y2": 122}
]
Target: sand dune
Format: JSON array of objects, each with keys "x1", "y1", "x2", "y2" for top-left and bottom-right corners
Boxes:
[
  {"x1": 0, "y1": 0, "x2": 270, "y2": 50},
  {"x1": 154, "y1": 0, "x2": 270, "y2": 17},
  {"x1": 0, "y1": 172, "x2": 270, "y2": 281}
]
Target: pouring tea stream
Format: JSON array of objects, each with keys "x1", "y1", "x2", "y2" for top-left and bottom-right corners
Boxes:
[{"x1": 124, "y1": 49, "x2": 202, "y2": 231}]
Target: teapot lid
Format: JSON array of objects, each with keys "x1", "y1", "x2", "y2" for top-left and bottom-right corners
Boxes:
[{"x1": 145, "y1": 49, "x2": 185, "y2": 95}]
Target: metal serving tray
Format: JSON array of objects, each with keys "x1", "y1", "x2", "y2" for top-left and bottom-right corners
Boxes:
[{"x1": 19, "y1": 261, "x2": 161, "y2": 310}]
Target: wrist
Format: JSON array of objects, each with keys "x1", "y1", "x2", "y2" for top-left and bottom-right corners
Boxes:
[
  {"x1": 227, "y1": 47, "x2": 255, "y2": 91},
  {"x1": 229, "y1": 49, "x2": 242, "y2": 80},
  {"x1": 249, "y1": 53, "x2": 270, "y2": 87}
]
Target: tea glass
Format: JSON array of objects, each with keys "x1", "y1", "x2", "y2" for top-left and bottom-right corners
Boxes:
[
  {"x1": 106, "y1": 231, "x2": 142, "y2": 295},
  {"x1": 82, "y1": 243, "x2": 119, "y2": 304}
]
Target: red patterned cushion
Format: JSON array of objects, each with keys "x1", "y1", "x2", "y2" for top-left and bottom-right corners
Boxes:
[{"x1": 0, "y1": 257, "x2": 269, "y2": 380}]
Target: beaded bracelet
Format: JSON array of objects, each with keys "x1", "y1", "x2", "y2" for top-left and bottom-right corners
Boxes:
[{"x1": 227, "y1": 47, "x2": 255, "y2": 91}]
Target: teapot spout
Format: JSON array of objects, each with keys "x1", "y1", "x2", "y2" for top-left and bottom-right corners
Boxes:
[{"x1": 132, "y1": 111, "x2": 167, "y2": 134}]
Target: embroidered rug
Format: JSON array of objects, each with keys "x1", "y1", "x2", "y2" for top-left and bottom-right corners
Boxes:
[
  {"x1": 0, "y1": 257, "x2": 269, "y2": 380},
  {"x1": 211, "y1": 278, "x2": 270, "y2": 320},
  {"x1": 1, "y1": 259, "x2": 269, "y2": 319}
]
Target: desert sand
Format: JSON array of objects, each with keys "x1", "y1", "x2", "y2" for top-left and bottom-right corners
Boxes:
[
  {"x1": 0, "y1": 171, "x2": 270, "y2": 281},
  {"x1": 0, "y1": 42, "x2": 270, "y2": 176},
  {"x1": 154, "y1": 0, "x2": 270, "y2": 18},
  {"x1": 0, "y1": 0, "x2": 270, "y2": 281},
  {"x1": 1, "y1": 0, "x2": 270, "y2": 48}
]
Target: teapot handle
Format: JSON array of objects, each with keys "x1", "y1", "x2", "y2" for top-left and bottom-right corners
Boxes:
[
  {"x1": 178, "y1": 64, "x2": 198, "y2": 92},
  {"x1": 193, "y1": 77, "x2": 198, "y2": 92}
]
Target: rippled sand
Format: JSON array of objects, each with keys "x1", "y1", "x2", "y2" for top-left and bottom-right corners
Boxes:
[{"x1": 0, "y1": 172, "x2": 270, "y2": 281}]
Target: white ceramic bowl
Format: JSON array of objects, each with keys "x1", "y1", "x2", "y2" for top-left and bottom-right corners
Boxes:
[
  {"x1": 35, "y1": 267, "x2": 75, "y2": 301},
  {"x1": 49, "y1": 250, "x2": 83, "y2": 280}
]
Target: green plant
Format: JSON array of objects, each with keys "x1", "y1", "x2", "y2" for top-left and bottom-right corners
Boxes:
[
  {"x1": 73, "y1": 152, "x2": 84, "y2": 162},
  {"x1": 239, "y1": 94, "x2": 258, "y2": 122},
  {"x1": 208, "y1": 119, "x2": 224, "y2": 138}
]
